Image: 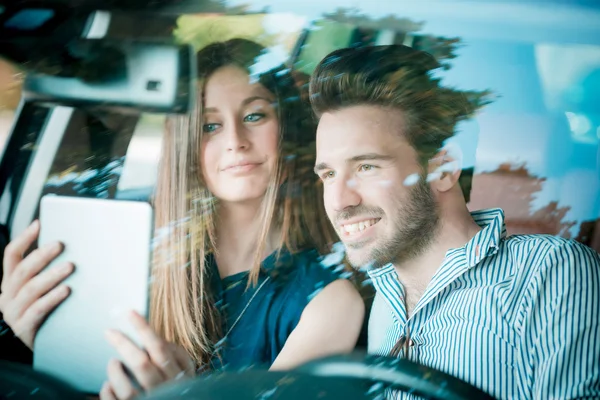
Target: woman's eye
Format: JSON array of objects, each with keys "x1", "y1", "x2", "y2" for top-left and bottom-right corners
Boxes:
[
  {"x1": 203, "y1": 123, "x2": 220, "y2": 133},
  {"x1": 244, "y1": 113, "x2": 265, "y2": 123}
]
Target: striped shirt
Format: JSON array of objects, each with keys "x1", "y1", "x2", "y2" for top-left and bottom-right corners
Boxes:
[{"x1": 367, "y1": 208, "x2": 600, "y2": 399}]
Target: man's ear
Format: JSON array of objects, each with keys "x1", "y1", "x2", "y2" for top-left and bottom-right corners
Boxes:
[{"x1": 427, "y1": 149, "x2": 462, "y2": 193}]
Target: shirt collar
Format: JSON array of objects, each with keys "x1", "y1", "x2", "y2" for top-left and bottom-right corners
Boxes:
[
  {"x1": 464, "y1": 208, "x2": 506, "y2": 268},
  {"x1": 366, "y1": 263, "x2": 396, "y2": 280},
  {"x1": 366, "y1": 208, "x2": 507, "y2": 279}
]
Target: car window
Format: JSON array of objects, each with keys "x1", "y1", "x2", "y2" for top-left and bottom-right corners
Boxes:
[
  {"x1": 0, "y1": 59, "x2": 22, "y2": 153},
  {"x1": 115, "y1": 114, "x2": 165, "y2": 200}
]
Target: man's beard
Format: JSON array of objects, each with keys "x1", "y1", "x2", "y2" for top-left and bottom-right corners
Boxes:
[{"x1": 337, "y1": 178, "x2": 440, "y2": 269}]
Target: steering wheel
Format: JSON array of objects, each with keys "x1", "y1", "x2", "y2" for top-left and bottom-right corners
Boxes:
[
  {"x1": 294, "y1": 353, "x2": 495, "y2": 400},
  {"x1": 0, "y1": 361, "x2": 87, "y2": 400},
  {"x1": 139, "y1": 353, "x2": 495, "y2": 400},
  {"x1": 0, "y1": 354, "x2": 495, "y2": 399}
]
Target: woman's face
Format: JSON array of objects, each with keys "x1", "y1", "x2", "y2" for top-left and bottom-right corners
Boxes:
[{"x1": 200, "y1": 65, "x2": 279, "y2": 204}]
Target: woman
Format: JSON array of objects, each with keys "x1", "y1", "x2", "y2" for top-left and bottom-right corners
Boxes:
[
  {"x1": 0, "y1": 39, "x2": 364, "y2": 399},
  {"x1": 149, "y1": 38, "x2": 364, "y2": 373}
]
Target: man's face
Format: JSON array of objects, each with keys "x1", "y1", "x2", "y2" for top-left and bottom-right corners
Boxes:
[{"x1": 315, "y1": 105, "x2": 439, "y2": 268}]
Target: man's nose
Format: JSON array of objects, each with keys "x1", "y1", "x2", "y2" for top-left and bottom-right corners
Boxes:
[
  {"x1": 330, "y1": 177, "x2": 361, "y2": 212},
  {"x1": 225, "y1": 121, "x2": 250, "y2": 151}
]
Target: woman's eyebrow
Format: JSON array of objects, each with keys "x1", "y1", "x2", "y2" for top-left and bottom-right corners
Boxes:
[
  {"x1": 242, "y1": 96, "x2": 273, "y2": 106},
  {"x1": 204, "y1": 96, "x2": 273, "y2": 114}
]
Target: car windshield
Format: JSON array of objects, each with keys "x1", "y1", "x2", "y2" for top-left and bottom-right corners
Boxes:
[
  {"x1": 0, "y1": 1, "x2": 599, "y2": 399},
  {"x1": 2, "y1": 1, "x2": 599, "y2": 244}
]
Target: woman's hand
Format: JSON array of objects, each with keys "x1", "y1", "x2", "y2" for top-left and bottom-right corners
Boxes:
[
  {"x1": 100, "y1": 311, "x2": 195, "y2": 400},
  {"x1": 0, "y1": 220, "x2": 74, "y2": 350}
]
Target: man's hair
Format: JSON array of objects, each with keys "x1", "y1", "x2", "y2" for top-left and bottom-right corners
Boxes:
[{"x1": 309, "y1": 45, "x2": 492, "y2": 164}]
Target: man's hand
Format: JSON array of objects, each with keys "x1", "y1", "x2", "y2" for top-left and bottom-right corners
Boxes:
[{"x1": 100, "y1": 311, "x2": 195, "y2": 400}]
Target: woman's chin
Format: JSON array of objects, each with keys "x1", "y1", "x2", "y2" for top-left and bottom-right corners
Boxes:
[
  {"x1": 217, "y1": 188, "x2": 268, "y2": 204},
  {"x1": 208, "y1": 176, "x2": 271, "y2": 205}
]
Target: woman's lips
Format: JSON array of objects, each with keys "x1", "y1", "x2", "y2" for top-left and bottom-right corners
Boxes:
[{"x1": 223, "y1": 162, "x2": 262, "y2": 173}]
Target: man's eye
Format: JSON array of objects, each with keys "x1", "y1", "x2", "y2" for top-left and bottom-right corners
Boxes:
[
  {"x1": 202, "y1": 123, "x2": 220, "y2": 133},
  {"x1": 359, "y1": 164, "x2": 376, "y2": 172},
  {"x1": 244, "y1": 113, "x2": 265, "y2": 123},
  {"x1": 321, "y1": 171, "x2": 335, "y2": 181}
]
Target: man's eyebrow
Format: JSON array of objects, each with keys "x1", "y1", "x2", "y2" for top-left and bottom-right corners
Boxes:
[
  {"x1": 349, "y1": 153, "x2": 395, "y2": 163},
  {"x1": 313, "y1": 153, "x2": 394, "y2": 175},
  {"x1": 314, "y1": 162, "x2": 330, "y2": 174}
]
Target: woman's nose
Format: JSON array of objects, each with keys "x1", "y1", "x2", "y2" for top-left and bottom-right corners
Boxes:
[{"x1": 225, "y1": 121, "x2": 250, "y2": 151}]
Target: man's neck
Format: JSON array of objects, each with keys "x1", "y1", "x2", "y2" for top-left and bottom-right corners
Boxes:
[
  {"x1": 393, "y1": 205, "x2": 482, "y2": 314},
  {"x1": 215, "y1": 198, "x2": 276, "y2": 277}
]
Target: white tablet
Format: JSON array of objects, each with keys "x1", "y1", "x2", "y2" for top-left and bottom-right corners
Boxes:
[{"x1": 34, "y1": 195, "x2": 154, "y2": 395}]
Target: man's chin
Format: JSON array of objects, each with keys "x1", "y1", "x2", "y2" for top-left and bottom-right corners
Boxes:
[
  {"x1": 339, "y1": 236, "x2": 386, "y2": 268},
  {"x1": 344, "y1": 247, "x2": 376, "y2": 269},
  {"x1": 342, "y1": 242, "x2": 393, "y2": 270}
]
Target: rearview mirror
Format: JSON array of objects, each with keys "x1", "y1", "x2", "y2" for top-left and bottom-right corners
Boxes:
[{"x1": 22, "y1": 39, "x2": 195, "y2": 114}]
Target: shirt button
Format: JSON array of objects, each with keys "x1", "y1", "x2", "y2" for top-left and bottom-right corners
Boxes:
[{"x1": 408, "y1": 339, "x2": 415, "y2": 347}]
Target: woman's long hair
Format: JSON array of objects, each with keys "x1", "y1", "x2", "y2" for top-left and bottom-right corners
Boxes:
[{"x1": 150, "y1": 39, "x2": 336, "y2": 368}]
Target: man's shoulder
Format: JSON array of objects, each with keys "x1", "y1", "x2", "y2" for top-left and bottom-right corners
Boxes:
[
  {"x1": 502, "y1": 233, "x2": 600, "y2": 284},
  {"x1": 504, "y1": 233, "x2": 598, "y2": 258},
  {"x1": 502, "y1": 233, "x2": 597, "y2": 259},
  {"x1": 504, "y1": 232, "x2": 572, "y2": 248}
]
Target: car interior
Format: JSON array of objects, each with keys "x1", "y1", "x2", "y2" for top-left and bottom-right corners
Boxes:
[{"x1": 0, "y1": 0, "x2": 598, "y2": 399}]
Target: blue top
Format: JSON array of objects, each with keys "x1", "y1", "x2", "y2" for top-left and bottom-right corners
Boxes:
[
  {"x1": 208, "y1": 248, "x2": 344, "y2": 371},
  {"x1": 367, "y1": 208, "x2": 600, "y2": 400}
]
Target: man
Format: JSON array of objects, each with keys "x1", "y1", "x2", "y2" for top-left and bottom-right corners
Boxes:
[{"x1": 309, "y1": 44, "x2": 600, "y2": 399}]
